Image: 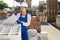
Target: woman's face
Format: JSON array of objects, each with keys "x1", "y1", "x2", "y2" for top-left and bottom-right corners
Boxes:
[{"x1": 21, "y1": 7, "x2": 26, "y2": 14}]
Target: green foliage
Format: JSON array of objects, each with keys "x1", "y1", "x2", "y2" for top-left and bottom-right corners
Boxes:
[{"x1": 0, "y1": 1, "x2": 8, "y2": 10}]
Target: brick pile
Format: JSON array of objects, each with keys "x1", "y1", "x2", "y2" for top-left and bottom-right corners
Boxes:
[{"x1": 28, "y1": 16, "x2": 41, "y2": 33}]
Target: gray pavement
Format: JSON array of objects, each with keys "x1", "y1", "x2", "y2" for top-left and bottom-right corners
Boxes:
[{"x1": 41, "y1": 23, "x2": 60, "y2": 40}]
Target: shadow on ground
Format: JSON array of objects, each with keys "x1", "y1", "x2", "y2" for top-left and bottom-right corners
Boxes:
[{"x1": 41, "y1": 22, "x2": 49, "y2": 26}]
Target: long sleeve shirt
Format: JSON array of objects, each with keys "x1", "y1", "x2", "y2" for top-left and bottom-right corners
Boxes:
[{"x1": 16, "y1": 12, "x2": 31, "y2": 27}]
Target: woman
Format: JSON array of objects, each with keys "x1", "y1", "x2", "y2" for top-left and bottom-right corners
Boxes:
[{"x1": 16, "y1": 2, "x2": 31, "y2": 40}]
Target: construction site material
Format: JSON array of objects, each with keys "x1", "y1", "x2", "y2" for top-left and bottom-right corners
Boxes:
[
  {"x1": 47, "y1": 0, "x2": 58, "y2": 22},
  {"x1": 28, "y1": 16, "x2": 41, "y2": 33},
  {"x1": 0, "y1": 14, "x2": 21, "y2": 40},
  {"x1": 0, "y1": 23, "x2": 21, "y2": 40},
  {"x1": 28, "y1": 29, "x2": 38, "y2": 40},
  {"x1": 0, "y1": 10, "x2": 7, "y2": 19},
  {"x1": 56, "y1": 15, "x2": 60, "y2": 28}
]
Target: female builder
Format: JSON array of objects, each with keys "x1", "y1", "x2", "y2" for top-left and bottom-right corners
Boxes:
[{"x1": 16, "y1": 2, "x2": 31, "y2": 40}]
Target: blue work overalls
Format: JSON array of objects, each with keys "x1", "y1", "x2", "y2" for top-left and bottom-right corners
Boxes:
[{"x1": 17, "y1": 13, "x2": 28, "y2": 40}]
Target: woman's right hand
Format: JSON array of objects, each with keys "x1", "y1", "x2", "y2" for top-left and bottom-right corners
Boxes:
[{"x1": 16, "y1": 20, "x2": 21, "y2": 24}]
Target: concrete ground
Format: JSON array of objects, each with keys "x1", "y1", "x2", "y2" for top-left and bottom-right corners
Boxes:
[
  {"x1": 41, "y1": 23, "x2": 60, "y2": 40},
  {"x1": 0, "y1": 15, "x2": 60, "y2": 40}
]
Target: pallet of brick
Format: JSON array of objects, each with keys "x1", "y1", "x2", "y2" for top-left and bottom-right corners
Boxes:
[
  {"x1": 0, "y1": 14, "x2": 21, "y2": 40},
  {"x1": 0, "y1": 10, "x2": 7, "y2": 18},
  {"x1": 28, "y1": 16, "x2": 41, "y2": 33},
  {"x1": 0, "y1": 23, "x2": 21, "y2": 40}
]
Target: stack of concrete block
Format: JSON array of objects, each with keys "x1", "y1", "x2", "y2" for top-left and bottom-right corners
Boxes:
[
  {"x1": 56, "y1": 15, "x2": 60, "y2": 28},
  {"x1": 0, "y1": 14, "x2": 21, "y2": 40},
  {"x1": 28, "y1": 29, "x2": 38, "y2": 40}
]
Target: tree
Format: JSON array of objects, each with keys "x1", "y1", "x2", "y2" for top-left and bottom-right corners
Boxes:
[{"x1": 0, "y1": 1, "x2": 8, "y2": 10}]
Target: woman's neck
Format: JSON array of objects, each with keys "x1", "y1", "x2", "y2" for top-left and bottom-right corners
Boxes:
[{"x1": 22, "y1": 12, "x2": 26, "y2": 16}]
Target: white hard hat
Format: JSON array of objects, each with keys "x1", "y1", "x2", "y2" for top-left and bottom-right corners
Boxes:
[{"x1": 20, "y1": 2, "x2": 28, "y2": 8}]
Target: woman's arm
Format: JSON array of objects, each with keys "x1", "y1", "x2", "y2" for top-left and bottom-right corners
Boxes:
[
  {"x1": 16, "y1": 12, "x2": 21, "y2": 24},
  {"x1": 23, "y1": 14, "x2": 31, "y2": 26}
]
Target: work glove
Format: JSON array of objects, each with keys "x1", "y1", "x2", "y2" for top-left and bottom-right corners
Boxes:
[
  {"x1": 16, "y1": 20, "x2": 21, "y2": 24},
  {"x1": 16, "y1": 20, "x2": 23, "y2": 25}
]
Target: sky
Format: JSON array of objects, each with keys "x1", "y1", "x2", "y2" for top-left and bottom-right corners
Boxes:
[{"x1": 3, "y1": 0, "x2": 60, "y2": 7}]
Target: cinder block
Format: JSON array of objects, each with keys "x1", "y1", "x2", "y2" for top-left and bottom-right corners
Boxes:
[
  {"x1": 28, "y1": 29, "x2": 38, "y2": 40},
  {"x1": 29, "y1": 36, "x2": 38, "y2": 40},
  {"x1": 28, "y1": 29, "x2": 38, "y2": 37}
]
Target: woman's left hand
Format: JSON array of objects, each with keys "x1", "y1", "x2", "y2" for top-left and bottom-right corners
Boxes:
[{"x1": 21, "y1": 21, "x2": 24, "y2": 24}]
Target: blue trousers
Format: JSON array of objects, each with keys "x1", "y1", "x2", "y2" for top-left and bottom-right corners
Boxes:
[{"x1": 21, "y1": 26, "x2": 28, "y2": 40}]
